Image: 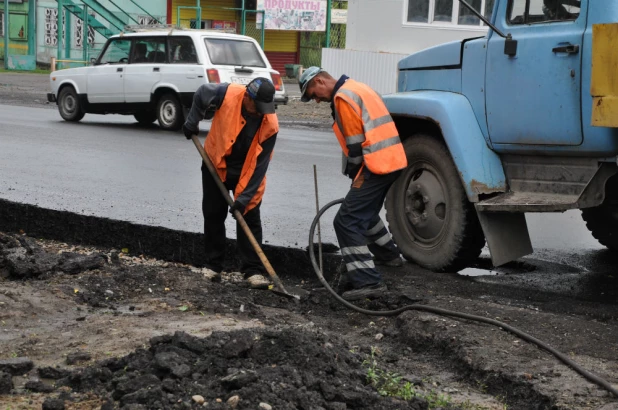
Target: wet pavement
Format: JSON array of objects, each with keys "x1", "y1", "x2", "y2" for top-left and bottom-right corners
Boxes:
[
  {"x1": 0, "y1": 103, "x2": 604, "y2": 253},
  {"x1": 0, "y1": 103, "x2": 348, "y2": 248}
]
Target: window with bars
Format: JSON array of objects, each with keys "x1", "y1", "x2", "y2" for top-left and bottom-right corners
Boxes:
[{"x1": 405, "y1": 0, "x2": 495, "y2": 26}]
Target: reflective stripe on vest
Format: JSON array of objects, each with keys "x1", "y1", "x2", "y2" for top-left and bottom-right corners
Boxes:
[
  {"x1": 205, "y1": 83, "x2": 279, "y2": 213},
  {"x1": 332, "y1": 80, "x2": 407, "y2": 175}
]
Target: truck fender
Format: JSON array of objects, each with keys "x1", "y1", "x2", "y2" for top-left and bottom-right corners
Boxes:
[{"x1": 384, "y1": 91, "x2": 507, "y2": 201}]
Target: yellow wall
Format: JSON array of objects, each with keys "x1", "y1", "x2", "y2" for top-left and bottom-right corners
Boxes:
[
  {"x1": 172, "y1": 0, "x2": 238, "y2": 27},
  {"x1": 171, "y1": 0, "x2": 299, "y2": 52},
  {"x1": 264, "y1": 30, "x2": 297, "y2": 52}
]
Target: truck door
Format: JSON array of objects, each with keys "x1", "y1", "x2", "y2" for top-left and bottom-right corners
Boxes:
[{"x1": 485, "y1": 0, "x2": 585, "y2": 146}]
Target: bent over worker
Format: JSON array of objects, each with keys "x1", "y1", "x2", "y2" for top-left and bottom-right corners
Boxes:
[
  {"x1": 299, "y1": 67, "x2": 408, "y2": 301},
  {"x1": 183, "y1": 77, "x2": 278, "y2": 289}
]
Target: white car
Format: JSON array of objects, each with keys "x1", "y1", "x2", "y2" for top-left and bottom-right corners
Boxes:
[{"x1": 47, "y1": 28, "x2": 288, "y2": 131}]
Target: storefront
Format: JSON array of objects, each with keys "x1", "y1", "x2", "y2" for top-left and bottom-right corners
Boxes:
[{"x1": 167, "y1": 0, "x2": 300, "y2": 73}]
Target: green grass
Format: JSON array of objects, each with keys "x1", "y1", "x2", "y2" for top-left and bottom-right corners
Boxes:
[
  {"x1": 362, "y1": 347, "x2": 505, "y2": 410},
  {"x1": 363, "y1": 347, "x2": 453, "y2": 408},
  {"x1": 0, "y1": 67, "x2": 51, "y2": 74}
]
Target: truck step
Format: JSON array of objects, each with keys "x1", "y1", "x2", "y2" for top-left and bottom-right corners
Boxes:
[{"x1": 475, "y1": 192, "x2": 579, "y2": 212}]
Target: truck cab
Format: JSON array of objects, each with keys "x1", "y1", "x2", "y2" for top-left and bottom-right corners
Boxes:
[{"x1": 383, "y1": 0, "x2": 618, "y2": 270}]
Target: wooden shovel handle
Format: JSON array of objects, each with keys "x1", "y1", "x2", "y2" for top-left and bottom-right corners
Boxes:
[{"x1": 190, "y1": 135, "x2": 289, "y2": 294}]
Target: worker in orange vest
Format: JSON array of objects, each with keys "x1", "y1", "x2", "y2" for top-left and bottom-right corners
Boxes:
[
  {"x1": 183, "y1": 77, "x2": 278, "y2": 289},
  {"x1": 299, "y1": 67, "x2": 408, "y2": 301}
]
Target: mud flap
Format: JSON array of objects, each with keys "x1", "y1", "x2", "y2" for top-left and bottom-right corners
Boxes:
[{"x1": 475, "y1": 211, "x2": 533, "y2": 267}]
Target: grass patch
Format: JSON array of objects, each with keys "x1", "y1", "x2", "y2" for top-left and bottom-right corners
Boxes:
[
  {"x1": 363, "y1": 347, "x2": 452, "y2": 408},
  {"x1": 0, "y1": 68, "x2": 50, "y2": 74},
  {"x1": 363, "y1": 347, "x2": 505, "y2": 409}
]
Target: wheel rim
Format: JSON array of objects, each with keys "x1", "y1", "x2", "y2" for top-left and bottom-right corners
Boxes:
[
  {"x1": 159, "y1": 100, "x2": 177, "y2": 126},
  {"x1": 403, "y1": 161, "x2": 448, "y2": 246},
  {"x1": 62, "y1": 94, "x2": 76, "y2": 115}
]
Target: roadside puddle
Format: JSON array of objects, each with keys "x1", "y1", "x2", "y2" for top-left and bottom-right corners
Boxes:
[{"x1": 457, "y1": 267, "x2": 500, "y2": 277}]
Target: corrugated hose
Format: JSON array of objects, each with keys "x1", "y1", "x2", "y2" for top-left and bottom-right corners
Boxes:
[{"x1": 308, "y1": 198, "x2": 618, "y2": 399}]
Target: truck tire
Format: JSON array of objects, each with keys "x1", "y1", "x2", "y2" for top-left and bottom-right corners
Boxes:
[
  {"x1": 385, "y1": 134, "x2": 485, "y2": 271},
  {"x1": 134, "y1": 111, "x2": 157, "y2": 125},
  {"x1": 581, "y1": 176, "x2": 618, "y2": 250},
  {"x1": 58, "y1": 86, "x2": 85, "y2": 122},
  {"x1": 156, "y1": 93, "x2": 183, "y2": 131}
]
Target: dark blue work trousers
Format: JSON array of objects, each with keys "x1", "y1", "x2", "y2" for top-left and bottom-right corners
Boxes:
[
  {"x1": 334, "y1": 168, "x2": 402, "y2": 289},
  {"x1": 201, "y1": 163, "x2": 264, "y2": 276}
]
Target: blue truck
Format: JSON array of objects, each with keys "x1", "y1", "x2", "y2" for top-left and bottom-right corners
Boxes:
[{"x1": 383, "y1": 0, "x2": 618, "y2": 270}]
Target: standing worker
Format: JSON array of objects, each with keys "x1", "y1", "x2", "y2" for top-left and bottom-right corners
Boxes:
[
  {"x1": 299, "y1": 67, "x2": 408, "y2": 301},
  {"x1": 183, "y1": 77, "x2": 278, "y2": 289}
]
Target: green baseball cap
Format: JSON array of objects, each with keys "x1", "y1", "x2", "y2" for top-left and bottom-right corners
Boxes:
[{"x1": 299, "y1": 66, "x2": 324, "y2": 102}]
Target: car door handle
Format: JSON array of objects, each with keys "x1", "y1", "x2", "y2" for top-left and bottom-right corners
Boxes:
[
  {"x1": 117, "y1": 67, "x2": 123, "y2": 72},
  {"x1": 153, "y1": 67, "x2": 160, "y2": 72},
  {"x1": 552, "y1": 44, "x2": 579, "y2": 54}
]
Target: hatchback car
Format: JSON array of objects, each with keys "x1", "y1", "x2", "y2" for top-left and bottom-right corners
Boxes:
[{"x1": 47, "y1": 28, "x2": 288, "y2": 130}]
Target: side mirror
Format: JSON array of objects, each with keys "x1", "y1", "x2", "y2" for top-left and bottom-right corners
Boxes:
[
  {"x1": 504, "y1": 36, "x2": 518, "y2": 57},
  {"x1": 90, "y1": 57, "x2": 97, "y2": 65},
  {"x1": 459, "y1": 0, "x2": 516, "y2": 55}
]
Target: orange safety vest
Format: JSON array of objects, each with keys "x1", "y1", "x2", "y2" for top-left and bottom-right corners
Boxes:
[
  {"x1": 205, "y1": 83, "x2": 279, "y2": 214},
  {"x1": 332, "y1": 79, "x2": 407, "y2": 176}
]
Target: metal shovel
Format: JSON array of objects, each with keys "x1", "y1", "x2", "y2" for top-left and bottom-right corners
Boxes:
[{"x1": 190, "y1": 134, "x2": 300, "y2": 301}]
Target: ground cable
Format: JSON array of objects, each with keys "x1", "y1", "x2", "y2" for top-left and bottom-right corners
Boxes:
[{"x1": 308, "y1": 198, "x2": 618, "y2": 398}]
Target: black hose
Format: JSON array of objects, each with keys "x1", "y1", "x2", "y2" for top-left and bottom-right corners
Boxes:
[{"x1": 309, "y1": 198, "x2": 618, "y2": 398}]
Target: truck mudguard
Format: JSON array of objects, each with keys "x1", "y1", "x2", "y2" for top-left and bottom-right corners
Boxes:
[{"x1": 384, "y1": 91, "x2": 507, "y2": 201}]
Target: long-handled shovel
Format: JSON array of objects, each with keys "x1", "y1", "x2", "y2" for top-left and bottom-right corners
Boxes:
[{"x1": 190, "y1": 134, "x2": 299, "y2": 301}]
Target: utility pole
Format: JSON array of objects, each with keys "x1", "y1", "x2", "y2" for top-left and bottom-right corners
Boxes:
[
  {"x1": 28, "y1": 0, "x2": 35, "y2": 61},
  {"x1": 324, "y1": 0, "x2": 331, "y2": 48},
  {"x1": 3, "y1": 0, "x2": 8, "y2": 69}
]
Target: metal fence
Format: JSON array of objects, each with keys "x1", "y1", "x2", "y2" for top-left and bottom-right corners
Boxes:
[
  {"x1": 299, "y1": 0, "x2": 347, "y2": 68},
  {"x1": 243, "y1": 10, "x2": 265, "y2": 49}
]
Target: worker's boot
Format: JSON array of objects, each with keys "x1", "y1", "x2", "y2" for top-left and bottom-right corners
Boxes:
[
  {"x1": 375, "y1": 256, "x2": 404, "y2": 267},
  {"x1": 246, "y1": 274, "x2": 270, "y2": 289},
  {"x1": 341, "y1": 282, "x2": 387, "y2": 301},
  {"x1": 335, "y1": 261, "x2": 353, "y2": 295}
]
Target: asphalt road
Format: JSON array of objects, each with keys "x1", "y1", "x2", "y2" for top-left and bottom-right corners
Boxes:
[{"x1": 0, "y1": 103, "x2": 605, "y2": 254}]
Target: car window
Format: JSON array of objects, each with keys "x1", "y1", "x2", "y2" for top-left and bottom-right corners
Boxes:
[
  {"x1": 509, "y1": 0, "x2": 580, "y2": 24},
  {"x1": 98, "y1": 39, "x2": 131, "y2": 64},
  {"x1": 169, "y1": 37, "x2": 198, "y2": 64},
  {"x1": 131, "y1": 37, "x2": 167, "y2": 64},
  {"x1": 204, "y1": 38, "x2": 266, "y2": 68}
]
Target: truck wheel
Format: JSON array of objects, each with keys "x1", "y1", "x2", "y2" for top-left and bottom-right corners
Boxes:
[
  {"x1": 385, "y1": 134, "x2": 485, "y2": 271},
  {"x1": 581, "y1": 176, "x2": 618, "y2": 250},
  {"x1": 134, "y1": 111, "x2": 157, "y2": 125},
  {"x1": 58, "y1": 86, "x2": 85, "y2": 122},
  {"x1": 156, "y1": 93, "x2": 183, "y2": 131}
]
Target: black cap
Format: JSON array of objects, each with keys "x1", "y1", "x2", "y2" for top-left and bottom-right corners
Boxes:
[{"x1": 246, "y1": 77, "x2": 276, "y2": 114}]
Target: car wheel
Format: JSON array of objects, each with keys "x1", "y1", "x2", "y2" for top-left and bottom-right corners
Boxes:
[
  {"x1": 385, "y1": 134, "x2": 485, "y2": 271},
  {"x1": 581, "y1": 175, "x2": 618, "y2": 251},
  {"x1": 58, "y1": 86, "x2": 85, "y2": 122},
  {"x1": 134, "y1": 111, "x2": 157, "y2": 125},
  {"x1": 156, "y1": 93, "x2": 183, "y2": 131}
]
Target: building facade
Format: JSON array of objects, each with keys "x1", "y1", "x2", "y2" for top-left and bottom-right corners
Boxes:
[{"x1": 1, "y1": 0, "x2": 31, "y2": 59}]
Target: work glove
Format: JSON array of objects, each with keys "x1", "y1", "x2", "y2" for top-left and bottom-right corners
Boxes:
[
  {"x1": 182, "y1": 123, "x2": 198, "y2": 140},
  {"x1": 229, "y1": 201, "x2": 246, "y2": 219}
]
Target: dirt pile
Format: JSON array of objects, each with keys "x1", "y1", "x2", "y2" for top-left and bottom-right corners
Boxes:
[
  {"x1": 51, "y1": 329, "x2": 428, "y2": 410},
  {"x1": 0, "y1": 232, "x2": 106, "y2": 279}
]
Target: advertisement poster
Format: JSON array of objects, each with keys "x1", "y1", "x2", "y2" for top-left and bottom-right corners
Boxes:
[
  {"x1": 212, "y1": 20, "x2": 238, "y2": 32},
  {"x1": 257, "y1": 0, "x2": 326, "y2": 31}
]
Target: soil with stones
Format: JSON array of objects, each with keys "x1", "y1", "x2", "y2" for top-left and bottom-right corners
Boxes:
[{"x1": 1, "y1": 229, "x2": 618, "y2": 410}]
